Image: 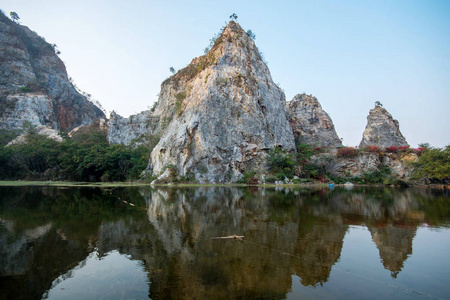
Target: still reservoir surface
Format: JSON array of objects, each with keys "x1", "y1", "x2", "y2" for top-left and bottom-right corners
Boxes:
[{"x1": 0, "y1": 185, "x2": 449, "y2": 299}]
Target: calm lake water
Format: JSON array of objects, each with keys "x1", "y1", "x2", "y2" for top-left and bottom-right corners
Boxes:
[{"x1": 0, "y1": 185, "x2": 449, "y2": 300}]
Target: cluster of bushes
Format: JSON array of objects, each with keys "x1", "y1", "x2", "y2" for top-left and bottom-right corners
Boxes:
[
  {"x1": 0, "y1": 129, "x2": 152, "y2": 182},
  {"x1": 385, "y1": 146, "x2": 425, "y2": 155},
  {"x1": 336, "y1": 145, "x2": 425, "y2": 158},
  {"x1": 336, "y1": 146, "x2": 359, "y2": 158},
  {"x1": 328, "y1": 167, "x2": 407, "y2": 186},
  {"x1": 236, "y1": 141, "x2": 449, "y2": 185},
  {"x1": 412, "y1": 145, "x2": 450, "y2": 183},
  {"x1": 262, "y1": 144, "x2": 329, "y2": 184}
]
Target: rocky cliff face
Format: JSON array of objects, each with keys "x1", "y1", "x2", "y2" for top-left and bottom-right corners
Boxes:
[
  {"x1": 0, "y1": 12, "x2": 104, "y2": 133},
  {"x1": 107, "y1": 110, "x2": 160, "y2": 146},
  {"x1": 359, "y1": 105, "x2": 408, "y2": 148},
  {"x1": 147, "y1": 21, "x2": 295, "y2": 183},
  {"x1": 286, "y1": 93, "x2": 341, "y2": 148}
]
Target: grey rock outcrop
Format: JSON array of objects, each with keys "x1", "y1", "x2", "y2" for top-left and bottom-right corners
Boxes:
[
  {"x1": 147, "y1": 21, "x2": 295, "y2": 183},
  {"x1": 7, "y1": 125, "x2": 62, "y2": 146},
  {"x1": 359, "y1": 105, "x2": 408, "y2": 148},
  {"x1": 107, "y1": 110, "x2": 160, "y2": 146},
  {"x1": 286, "y1": 93, "x2": 341, "y2": 148},
  {"x1": 0, "y1": 12, "x2": 104, "y2": 133},
  {"x1": 331, "y1": 152, "x2": 417, "y2": 179}
]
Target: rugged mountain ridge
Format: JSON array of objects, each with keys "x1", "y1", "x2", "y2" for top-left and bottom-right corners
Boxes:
[
  {"x1": 286, "y1": 93, "x2": 341, "y2": 148},
  {"x1": 359, "y1": 105, "x2": 408, "y2": 148},
  {"x1": 146, "y1": 21, "x2": 295, "y2": 183},
  {"x1": 0, "y1": 13, "x2": 418, "y2": 183},
  {"x1": 0, "y1": 12, "x2": 104, "y2": 133}
]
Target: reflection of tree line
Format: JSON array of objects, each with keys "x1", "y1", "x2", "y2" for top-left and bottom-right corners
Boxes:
[
  {"x1": 0, "y1": 186, "x2": 448, "y2": 299},
  {"x1": 0, "y1": 186, "x2": 147, "y2": 300}
]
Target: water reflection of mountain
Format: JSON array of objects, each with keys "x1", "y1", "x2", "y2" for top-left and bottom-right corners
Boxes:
[
  {"x1": 0, "y1": 186, "x2": 448, "y2": 299},
  {"x1": 0, "y1": 221, "x2": 92, "y2": 299}
]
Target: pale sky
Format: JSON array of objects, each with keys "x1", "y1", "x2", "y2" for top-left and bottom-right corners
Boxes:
[{"x1": 1, "y1": 0, "x2": 449, "y2": 147}]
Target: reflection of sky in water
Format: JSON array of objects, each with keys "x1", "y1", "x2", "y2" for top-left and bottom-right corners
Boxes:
[
  {"x1": 43, "y1": 250, "x2": 148, "y2": 300},
  {"x1": 1, "y1": 186, "x2": 449, "y2": 299},
  {"x1": 287, "y1": 226, "x2": 450, "y2": 300}
]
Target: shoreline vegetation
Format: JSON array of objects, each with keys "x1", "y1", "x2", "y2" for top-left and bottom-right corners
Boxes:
[
  {"x1": 0, "y1": 181, "x2": 448, "y2": 189},
  {"x1": 0, "y1": 125, "x2": 449, "y2": 186},
  {"x1": 0, "y1": 118, "x2": 449, "y2": 187}
]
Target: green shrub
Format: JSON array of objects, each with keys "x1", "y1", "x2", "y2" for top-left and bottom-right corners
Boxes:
[
  {"x1": 265, "y1": 175, "x2": 276, "y2": 183},
  {"x1": 361, "y1": 170, "x2": 384, "y2": 184},
  {"x1": 18, "y1": 86, "x2": 32, "y2": 93},
  {"x1": 296, "y1": 143, "x2": 314, "y2": 164},
  {"x1": 237, "y1": 170, "x2": 257, "y2": 184},
  {"x1": 383, "y1": 176, "x2": 409, "y2": 187},
  {"x1": 179, "y1": 173, "x2": 195, "y2": 183},
  {"x1": 0, "y1": 129, "x2": 20, "y2": 146},
  {"x1": 267, "y1": 148, "x2": 295, "y2": 175},
  {"x1": 412, "y1": 145, "x2": 450, "y2": 181},
  {"x1": 276, "y1": 173, "x2": 285, "y2": 180},
  {"x1": 175, "y1": 92, "x2": 186, "y2": 115}
]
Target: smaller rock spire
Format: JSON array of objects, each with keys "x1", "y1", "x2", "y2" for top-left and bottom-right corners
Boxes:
[
  {"x1": 286, "y1": 93, "x2": 341, "y2": 148},
  {"x1": 359, "y1": 105, "x2": 408, "y2": 148}
]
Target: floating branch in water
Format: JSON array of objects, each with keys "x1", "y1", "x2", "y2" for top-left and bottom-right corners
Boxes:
[{"x1": 210, "y1": 235, "x2": 244, "y2": 240}]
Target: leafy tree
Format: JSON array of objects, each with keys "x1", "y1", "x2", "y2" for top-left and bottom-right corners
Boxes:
[
  {"x1": 246, "y1": 29, "x2": 256, "y2": 40},
  {"x1": 169, "y1": 67, "x2": 175, "y2": 74},
  {"x1": 0, "y1": 128, "x2": 153, "y2": 182},
  {"x1": 10, "y1": 11, "x2": 19, "y2": 22},
  {"x1": 229, "y1": 13, "x2": 238, "y2": 21},
  {"x1": 51, "y1": 43, "x2": 61, "y2": 55},
  {"x1": 0, "y1": 134, "x2": 59, "y2": 179},
  {"x1": 296, "y1": 143, "x2": 314, "y2": 164},
  {"x1": 267, "y1": 148, "x2": 296, "y2": 178},
  {"x1": 412, "y1": 145, "x2": 450, "y2": 181},
  {"x1": 418, "y1": 142, "x2": 430, "y2": 149},
  {"x1": 0, "y1": 129, "x2": 20, "y2": 147}
]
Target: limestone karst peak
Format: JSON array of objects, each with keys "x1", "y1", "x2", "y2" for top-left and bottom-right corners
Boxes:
[
  {"x1": 359, "y1": 105, "x2": 409, "y2": 148},
  {"x1": 0, "y1": 11, "x2": 104, "y2": 132},
  {"x1": 165, "y1": 20, "x2": 265, "y2": 88},
  {"x1": 145, "y1": 20, "x2": 295, "y2": 183},
  {"x1": 286, "y1": 93, "x2": 341, "y2": 148},
  {"x1": 222, "y1": 20, "x2": 241, "y2": 35}
]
